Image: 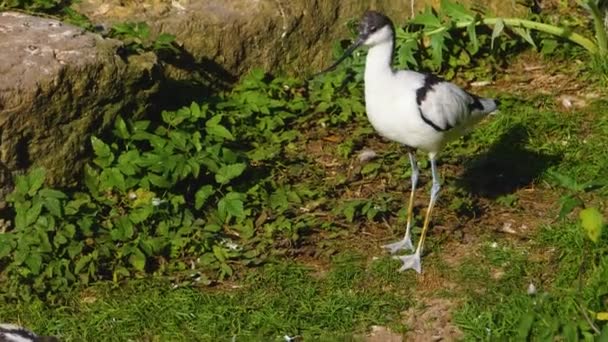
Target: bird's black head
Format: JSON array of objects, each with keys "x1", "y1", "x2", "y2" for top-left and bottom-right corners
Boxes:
[
  {"x1": 315, "y1": 10, "x2": 394, "y2": 76},
  {"x1": 358, "y1": 10, "x2": 394, "y2": 43}
]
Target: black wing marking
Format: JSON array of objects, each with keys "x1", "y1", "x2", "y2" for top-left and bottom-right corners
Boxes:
[
  {"x1": 416, "y1": 73, "x2": 452, "y2": 132},
  {"x1": 415, "y1": 73, "x2": 443, "y2": 106}
]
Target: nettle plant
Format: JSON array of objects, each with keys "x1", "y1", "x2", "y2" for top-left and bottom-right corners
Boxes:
[
  {"x1": 108, "y1": 22, "x2": 179, "y2": 55},
  {"x1": 0, "y1": 70, "x2": 313, "y2": 299}
]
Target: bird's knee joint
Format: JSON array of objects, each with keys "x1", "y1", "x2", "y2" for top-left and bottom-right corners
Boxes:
[
  {"x1": 431, "y1": 182, "x2": 441, "y2": 197},
  {"x1": 411, "y1": 169, "x2": 419, "y2": 185}
]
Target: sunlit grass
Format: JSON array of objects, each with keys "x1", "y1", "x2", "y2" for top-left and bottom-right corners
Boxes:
[{"x1": 0, "y1": 253, "x2": 411, "y2": 341}]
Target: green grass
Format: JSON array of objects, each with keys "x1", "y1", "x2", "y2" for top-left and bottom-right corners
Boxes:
[
  {"x1": 445, "y1": 96, "x2": 608, "y2": 340},
  {"x1": 453, "y1": 222, "x2": 608, "y2": 340},
  {"x1": 2, "y1": 82, "x2": 607, "y2": 341},
  {"x1": 0, "y1": 253, "x2": 413, "y2": 341},
  {"x1": 3, "y1": 82, "x2": 608, "y2": 341}
]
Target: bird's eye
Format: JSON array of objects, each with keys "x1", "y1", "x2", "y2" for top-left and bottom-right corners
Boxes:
[{"x1": 369, "y1": 25, "x2": 377, "y2": 31}]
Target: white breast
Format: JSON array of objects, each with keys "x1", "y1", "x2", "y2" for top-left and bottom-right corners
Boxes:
[{"x1": 364, "y1": 70, "x2": 447, "y2": 153}]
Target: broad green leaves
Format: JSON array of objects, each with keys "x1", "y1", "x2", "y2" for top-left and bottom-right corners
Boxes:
[
  {"x1": 195, "y1": 185, "x2": 214, "y2": 210},
  {"x1": 441, "y1": 0, "x2": 474, "y2": 21},
  {"x1": 2, "y1": 67, "x2": 313, "y2": 299},
  {"x1": 206, "y1": 115, "x2": 234, "y2": 141},
  {"x1": 215, "y1": 163, "x2": 247, "y2": 184},
  {"x1": 109, "y1": 21, "x2": 178, "y2": 55}
]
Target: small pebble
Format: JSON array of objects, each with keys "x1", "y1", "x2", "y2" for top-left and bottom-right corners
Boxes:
[
  {"x1": 358, "y1": 148, "x2": 377, "y2": 163},
  {"x1": 527, "y1": 282, "x2": 537, "y2": 295},
  {"x1": 470, "y1": 80, "x2": 492, "y2": 87}
]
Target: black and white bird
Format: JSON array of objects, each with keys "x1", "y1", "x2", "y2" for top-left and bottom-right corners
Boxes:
[
  {"x1": 318, "y1": 11, "x2": 499, "y2": 273},
  {"x1": 0, "y1": 324, "x2": 58, "y2": 342}
]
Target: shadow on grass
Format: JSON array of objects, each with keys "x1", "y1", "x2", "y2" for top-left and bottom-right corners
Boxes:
[{"x1": 459, "y1": 123, "x2": 561, "y2": 199}]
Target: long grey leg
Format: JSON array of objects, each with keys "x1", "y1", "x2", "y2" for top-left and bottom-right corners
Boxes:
[
  {"x1": 383, "y1": 151, "x2": 418, "y2": 254},
  {"x1": 393, "y1": 154, "x2": 441, "y2": 273}
]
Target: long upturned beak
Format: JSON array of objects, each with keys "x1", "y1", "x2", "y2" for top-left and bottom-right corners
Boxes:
[{"x1": 314, "y1": 37, "x2": 364, "y2": 77}]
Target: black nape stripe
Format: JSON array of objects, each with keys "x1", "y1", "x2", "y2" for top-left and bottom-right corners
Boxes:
[
  {"x1": 468, "y1": 93, "x2": 484, "y2": 111},
  {"x1": 416, "y1": 73, "x2": 444, "y2": 106},
  {"x1": 419, "y1": 109, "x2": 452, "y2": 132}
]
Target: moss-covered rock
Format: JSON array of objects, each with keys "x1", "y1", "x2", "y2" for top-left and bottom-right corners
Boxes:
[{"x1": 0, "y1": 12, "x2": 160, "y2": 205}]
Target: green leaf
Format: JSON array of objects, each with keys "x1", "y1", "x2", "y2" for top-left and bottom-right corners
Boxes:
[
  {"x1": 43, "y1": 197, "x2": 62, "y2": 217},
  {"x1": 114, "y1": 116, "x2": 130, "y2": 139},
  {"x1": 249, "y1": 68, "x2": 265, "y2": 81},
  {"x1": 195, "y1": 185, "x2": 215, "y2": 209},
  {"x1": 558, "y1": 195, "x2": 583, "y2": 220},
  {"x1": 129, "y1": 248, "x2": 146, "y2": 272},
  {"x1": 84, "y1": 164, "x2": 100, "y2": 195},
  {"x1": 540, "y1": 38, "x2": 558, "y2": 55},
  {"x1": 54, "y1": 233, "x2": 68, "y2": 246},
  {"x1": 101, "y1": 168, "x2": 126, "y2": 192},
  {"x1": 25, "y1": 253, "x2": 43, "y2": 275},
  {"x1": 600, "y1": 325, "x2": 608, "y2": 342},
  {"x1": 162, "y1": 109, "x2": 187, "y2": 127},
  {"x1": 129, "y1": 206, "x2": 153, "y2": 224},
  {"x1": 63, "y1": 224, "x2": 76, "y2": 238},
  {"x1": 220, "y1": 263, "x2": 233, "y2": 276},
  {"x1": 516, "y1": 312, "x2": 535, "y2": 340},
  {"x1": 410, "y1": 9, "x2": 441, "y2": 28},
  {"x1": 91, "y1": 136, "x2": 114, "y2": 167},
  {"x1": 430, "y1": 32, "x2": 447, "y2": 68},
  {"x1": 597, "y1": 312, "x2": 608, "y2": 320},
  {"x1": 512, "y1": 27, "x2": 536, "y2": 49},
  {"x1": 118, "y1": 150, "x2": 140, "y2": 176},
  {"x1": 68, "y1": 242, "x2": 84, "y2": 259},
  {"x1": 112, "y1": 216, "x2": 134, "y2": 241},
  {"x1": 218, "y1": 192, "x2": 246, "y2": 220},
  {"x1": 397, "y1": 39, "x2": 419, "y2": 67},
  {"x1": 204, "y1": 224, "x2": 222, "y2": 232},
  {"x1": 38, "y1": 188, "x2": 67, "y2": 199},
  {"x1": 491, "y1": 19, "x2": 504, "y2": 49},
  {"x1": 0, "y1": 236, "x2": 15, "y2": 259},
  {"x1": 579, "y1": 207, "x2": 605, "y2": 243},
  {"x1": 270, "y1": 188, "x2": 289, "y2": 211},
  {"x1": 563, "y1": 323, "x2": 577, "y2": 341},
  {"x1": 156, "y1": 33, "x2": 176, "y2": 44},
  {"x1": 467, "y1": 22, "x2": 479, "y2": 54},
  {"x1": 215, "y1": 163, "x2": 247, "y2": 184},
  {"x1": 213, "y1": 245, "x2": 226, "y2": 262},
  {"x1": 441, "y1": 0, "x2": 474, "y2": 21},
  {"x1": 169, "y1": 130, "x2": 188, "y2": 150},
  {"x1": 14, "y1": 210, "x2": 26, "y2": 230},
  {"x1": 342, "y1": 202, "x2": 361, "y2": 222},
  {"x1": 27, "y1": 167, "x2": 46, "y2": 195},
  {"x1": 74, "y1": 256, "x2": 90, "y2": 274},
  {"x1": 361, "y1": 162, "x2": 381, "y2": 175},
  {"x1": 148, "y1": 173, "x2": 172, "y2": 188},
  {"x1": 205, "y1": 115, "x2": 234, "y2": 140},
  {"x1": 132, "y1": 120, "x2": 151, "y2": 132},
  {"x1": 26, "y1": 202, "x2": 43, "y2": 227},
  {"x1": 190, "y1": 102, "x2": 201, "y2": 118},
  {"x1": 14, "y1": 175, "x2": 29, "y2": 196}
]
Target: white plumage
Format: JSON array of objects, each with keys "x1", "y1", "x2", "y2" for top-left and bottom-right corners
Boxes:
[
  {"x1": 319, "y1": 11, "x2": 499, "y2": 272},
  {"x1": 363, "y1": 25, "x2": 497, "y2": 155},
  {"x1": 0, "y1": 324, "x2": 58, "y2": 342}
]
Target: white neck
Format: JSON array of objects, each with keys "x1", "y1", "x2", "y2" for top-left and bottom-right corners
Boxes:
[{"x1": 364, "y1": 40, "x2": 394, "y2": 81}]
